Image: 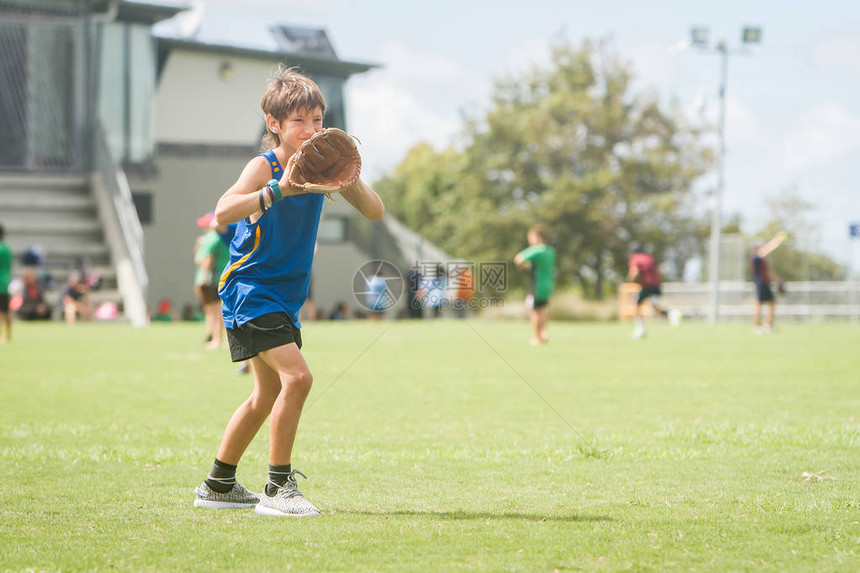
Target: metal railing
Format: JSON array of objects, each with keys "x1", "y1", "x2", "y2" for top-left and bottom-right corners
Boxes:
[
  {"x1": 660, "y1": 281, "x2": 860, "y2": 322},
  {"x1": 92, "y1": 121, "x2": 149, "y2": 326}
]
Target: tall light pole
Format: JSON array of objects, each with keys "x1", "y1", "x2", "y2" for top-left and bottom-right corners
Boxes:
[{"x1": 690, "y1": 26, "x2": 762, "y2": 324}]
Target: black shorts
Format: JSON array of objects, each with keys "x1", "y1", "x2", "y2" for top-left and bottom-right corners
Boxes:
[
  {"x1": 197, "y1": 284, "x2": 220, "y2": 304},
  {"x1": 0, "y1": 293, "x2": 9, "y2": 312},
  {"x1": 756, "y1": 283, "x2": 775, "y2": 303},
  {"x1": 532, "y1": 298, "x2": 549, "y2": 309},
  {"x1": 226, "y1": 312, "x2": 302, "y2": 363},
  {"x1": 636, "y1": 285, "x2": 662, "y2": 305}
]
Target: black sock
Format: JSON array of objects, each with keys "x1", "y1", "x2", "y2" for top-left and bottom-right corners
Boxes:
[
  {"x1": 205, "y1": 458, "x2": 237, "y2": 493},
  {"x1": 266, "y1": 463, "x2": 292, "y2": 496}
]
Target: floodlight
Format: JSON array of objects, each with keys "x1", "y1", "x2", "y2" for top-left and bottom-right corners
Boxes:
[
  {"x1": 690, "y1": 27, "x2": 710, "y2": 46},
  {"x1": 742, "y1": 27, "x2": 762, "y2": 45}
]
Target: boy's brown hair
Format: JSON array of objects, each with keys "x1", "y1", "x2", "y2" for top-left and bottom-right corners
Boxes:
[
  {"x1": 528, "y1": 224, "x2": 548, "y2": 243},
  {"x1": 260, "y1": 65, "x2": 326, "y2": 150}
]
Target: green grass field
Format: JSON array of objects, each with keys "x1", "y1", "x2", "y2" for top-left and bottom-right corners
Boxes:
[{"x1": 1, "y1": 319, "x2": 857, "y2": 572}]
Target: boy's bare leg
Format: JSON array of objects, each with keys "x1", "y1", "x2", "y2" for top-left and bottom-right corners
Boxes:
[
  {"x1": 0, "y1": 311, "x2": 9, "y2": 342},
  {"x1": 80, "y1": 297, "x2": 93, "y2": 321},
  {"x1": 215, "y1": 355, "x2": 281, "y2": 465},
  {"x1": 64, "y1": 301, "x2": 76, "y2": 324},
  {"x1": 632, "y1": 303, "x2": 646, "y2": 338},
  {"x1": 203, "y1": 303, "x2": 214, "y2": 340},
  {"x1": 753, "y1": 301, "x2": 762, "y2": 329},
  {"x1": 205, "y1": 302, "x2": 223, "y2": 348},
  {"x1": 257, "y1": 343, "x2": 313, "y2": 465},
  {"x1": 766, "y1": 301, "x2": 776, "y2": 329},
  {"x1": 249, "y1": 343, "x2": 321, "y2": 516},
  {"x1": 537, "y1": 309, "x2": 549, "y2": 342},
  {"x1": 529, "y1": 309, "x2": 541, "y2": 345}
]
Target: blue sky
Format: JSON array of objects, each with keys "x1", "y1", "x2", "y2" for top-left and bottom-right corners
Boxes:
[{"x1": 159, "y1": 0, "x2": 860, "y2": 271}]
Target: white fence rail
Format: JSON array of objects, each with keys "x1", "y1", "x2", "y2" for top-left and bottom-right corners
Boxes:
[
  {"x1": 92, "y1": 123, "x2": 149, "y2": 327},
  {"x1": 661, "y1": 281, "x2": 860, "y2": 321}
]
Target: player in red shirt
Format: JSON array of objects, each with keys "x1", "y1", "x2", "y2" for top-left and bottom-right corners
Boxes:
[{"x1": 627, "y1": 242, "x2": 680, "y2": 339}]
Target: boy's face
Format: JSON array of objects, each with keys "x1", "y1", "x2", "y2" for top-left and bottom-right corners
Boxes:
[{"x1": 274, "y1": 106, "x2": 323, "y2": 152}]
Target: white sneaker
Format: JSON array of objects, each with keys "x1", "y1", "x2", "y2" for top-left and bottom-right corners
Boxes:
[
  {"x1": 255, "y1": 470, "x2": 320, "y2": 517},
  {"x1": 193, "y1": 482, "x2": 260, "y2": 509},
  {"x1": 668, "y1": 309, "x2": 682, "y2": 327},
  {"x1": 631, "y1": 328, "x2": 646, "y2": 340}
]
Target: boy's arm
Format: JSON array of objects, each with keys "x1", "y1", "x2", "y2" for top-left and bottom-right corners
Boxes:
[
  {"x1": 340, "y1": 179, "x2": 385, "y2": 221},
  {"x1": 514, "y1": 246, "x2": 535, "y2": 269},
  {"x1": 214, "y1": 156, "x2": 306, "y2": 225},
  {"x1": 627, "y1": 265, "x2": 640, "y2": 282},
  {"x1": 756, "y1": 231, "x2": 787, "y2": 258}
]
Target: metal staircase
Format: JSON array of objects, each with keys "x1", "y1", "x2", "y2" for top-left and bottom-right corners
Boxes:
[
  {"x1": 0, "y1": 162, "x2": 149, "y2": 326},
  {"x1": 0, "y1": 172, "x2": 121, "y2": 313}
]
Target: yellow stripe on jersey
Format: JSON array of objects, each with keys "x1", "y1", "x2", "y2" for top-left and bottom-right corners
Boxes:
[{"x1": 219, "y1": 225, "x2": 261, "y2": 290}]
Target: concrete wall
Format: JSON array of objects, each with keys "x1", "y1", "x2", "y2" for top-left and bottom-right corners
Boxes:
[
  {"x1": 156, "y1": 51, "x2": 278, "y2": 145},
  {"x1": 128, "y1": 148, "x2": 250, "y2": 314}
]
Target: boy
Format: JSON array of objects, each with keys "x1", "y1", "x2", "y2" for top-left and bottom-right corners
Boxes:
[
  {"x1": 627, "y1": 242, "x2": 681, "y2": 339},
  {"x1": 514, "y1": 225, "x2": 556, "y2": 345},
  {"x1": 193, "y1": 67, "x2": 384, "y2": 516},
  {"x1": 751, "y1": 231, "x2": 787, "y2": 334}
]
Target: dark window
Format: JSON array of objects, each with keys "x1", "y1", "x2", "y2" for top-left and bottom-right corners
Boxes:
[{"x1": 132, "y1": 191, "x2": 153, "y2": 225}]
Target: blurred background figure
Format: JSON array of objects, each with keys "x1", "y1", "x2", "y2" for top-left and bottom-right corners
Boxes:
[
  {"x1": 418, "y1": 264, "x2": 446, "y2": 319},
  {"x1": 21, "y1": 244, "x2": 46, "y2": 267},
  {"x1": 328, "y1": 301, "x2": 350, "y2": 320},
  {"x1": 153, "y1": 298, "x2": 176, "y2": 322},
  {"x1": 17, "y1": 268, "x2": 50, "y2": 321},
  {"x1": 405, "y1": 267, "x2": 423, "y2": 320},
  {"x1": 0, "y1": 223, "x2": 12, "y2": 342},
  {"x1": 751, "y1": 231, "x2": 787, "y2": 334},
  {"x1": 626, "y1": 241, "x2": 679, "y2": 339},
  {"x1": 94, "y1": 301, "x2": 119, "y2": 321},
  {"x1": 514, "y1": 225, "x2": 556, "y2": 345},
  {"x1": 62, "y1": 271, "x2": 93, "y2": 324},
  {"x1": 193, "y1": 212, "x2": 231, "y2": 349}
]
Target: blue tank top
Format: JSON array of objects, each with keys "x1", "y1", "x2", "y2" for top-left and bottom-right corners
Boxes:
[{"x1": 219, "y1": 150, "x2": 324, "y2": 329}]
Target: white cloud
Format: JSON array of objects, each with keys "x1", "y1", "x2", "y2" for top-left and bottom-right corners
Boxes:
[
  {"x1": 776, "y1": 102, "x2": 860, "y2": 172},
  {"x1": 345, "y1": 42, "x2": 489, "y2": 179},
  {"x1": 346, "y1": 73, "x2": 460, "y2": 180}
]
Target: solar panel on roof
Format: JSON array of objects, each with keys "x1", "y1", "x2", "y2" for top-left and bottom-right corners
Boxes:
[{"x1": 270, "y1": 25, "x2": 337, "y2": 59}]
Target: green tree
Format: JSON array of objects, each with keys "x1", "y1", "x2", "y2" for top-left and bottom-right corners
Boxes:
[
  {"x1": 379, "y1": 39, "x2": 713, "y2": 298},
  {"x1": 753, "y1": 187, "x2": 844, "y2": 281}
]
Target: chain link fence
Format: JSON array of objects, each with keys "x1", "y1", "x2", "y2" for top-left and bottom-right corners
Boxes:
[{"x1": 0, "y1": 4, "x2": 90, "y2": 171}]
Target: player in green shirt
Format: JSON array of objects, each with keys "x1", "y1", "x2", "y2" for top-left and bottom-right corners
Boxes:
[
  {"x1": 514, "y1": 224, "x2": 556, "y2": 345},
  {"x1": 0, "y1": 224, "x2": 12, "y2": 343},
  {"x1": 194, "y1": 220, "x2": 232, "y2": 349}
]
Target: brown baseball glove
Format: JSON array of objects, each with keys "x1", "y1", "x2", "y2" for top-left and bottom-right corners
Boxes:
[{"x1": 287, "y1": 127, "x2": 361, "y2": 194}]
